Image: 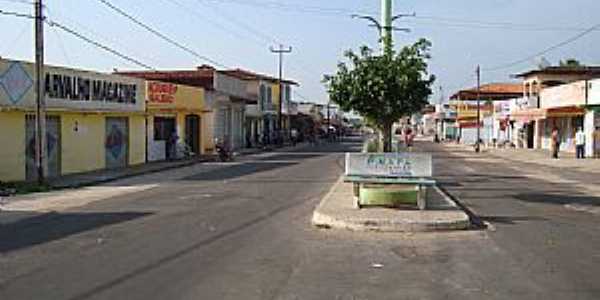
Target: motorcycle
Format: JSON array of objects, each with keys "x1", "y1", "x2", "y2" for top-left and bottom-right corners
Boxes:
[{"x1": 215, "y1": 138, "x2": 234, "y2": 162}]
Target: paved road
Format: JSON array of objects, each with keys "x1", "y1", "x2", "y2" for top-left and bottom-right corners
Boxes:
[{"x1": 1, "y1": 138, "x2": 599, "y2": 299}]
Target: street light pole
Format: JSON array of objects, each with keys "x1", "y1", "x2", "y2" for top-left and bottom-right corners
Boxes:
[
  {"x1": 476, "y1": 65, "x2": 481, "y2": 153},
  {"x1": 381, "y1": 0, "x2": 392, "y2": 55},
  {"x1": 34, "y1": 0, "x2": 46, "y2": 183},
  {"x1": 270, "y1": 44, "x2": 292, "y2": 145}
]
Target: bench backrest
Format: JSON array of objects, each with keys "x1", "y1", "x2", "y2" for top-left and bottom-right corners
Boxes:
[{"x1": 345, "y1": 152, "x2": 433, "y2": 178}]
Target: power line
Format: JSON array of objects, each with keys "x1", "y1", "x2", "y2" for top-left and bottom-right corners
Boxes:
[
  {"x1": 0, "y1": 0, "x2": 34, "y2": 5},
  {"x1": 483, "y1": 23, "x2": 600, "y2": 72},
  {"x1": 46, "y1": 20, "x2": 155, "y2": 70},
  {"x1": 0, "y1": 9, "x2": 35, "y2": 19},
  {"x1": 198, "y1": 0, "x2": 280, "y2": 45},
  {"x1": 96, "y1": 0, "x2": 228, "y2": 68},
  {"x1": 203, "y1": 0, "x2": 375, "y2": 16}
]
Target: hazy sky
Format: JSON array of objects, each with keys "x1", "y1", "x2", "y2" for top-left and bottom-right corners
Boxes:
[{"x1": 1, "y1": 0, "x2": 599, "y2": 104}]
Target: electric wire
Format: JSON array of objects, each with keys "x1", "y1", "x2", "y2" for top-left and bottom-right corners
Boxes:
[
  {"x1": 46, "y1": 20, "x2": 155, "y2": 70},
  {"x1": 483, "y1": 23, "x2": 600, "y2": 72},
  {"x1": 96, "y1": 0, "x2": 228, "y2": 68}
]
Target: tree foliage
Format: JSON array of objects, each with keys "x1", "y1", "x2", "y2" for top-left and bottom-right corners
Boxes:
[
  {"x1": 323, "y1": 38, "x2": 435, "y2": 151},
  {"x1": 559, "y1": 58, "x2": 582, "y2": 67}
]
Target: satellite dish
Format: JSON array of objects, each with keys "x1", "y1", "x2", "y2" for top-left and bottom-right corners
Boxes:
[{"x1": 535, "y1": 57, "x2": 551, "y2": 70}]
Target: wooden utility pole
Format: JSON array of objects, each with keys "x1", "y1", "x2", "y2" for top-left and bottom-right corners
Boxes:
[
  {"x1": 35, "y1": 0, "x2": 46, "y2": 183},
  {"x1": 270, "y1": 44, "x2": 292, "y2": 144}
]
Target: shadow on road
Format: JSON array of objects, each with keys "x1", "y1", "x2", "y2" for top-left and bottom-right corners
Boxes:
[
  {"x1": 0, "y1": 211, "x2": 152, "y2": 253},
  {"x1": 183, "y1": 161, "x2": 298, "y2": 181},
  {"x1": 514, "y1": 193, "x2": 600, "y2": 207},
  {"x1": 479, "y1": 215, "x2": 548, "y2": 225}
]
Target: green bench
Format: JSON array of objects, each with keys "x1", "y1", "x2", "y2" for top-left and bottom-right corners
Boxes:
[{"x1": 344, "y1": 153, "x2": 435, "y2": 210}]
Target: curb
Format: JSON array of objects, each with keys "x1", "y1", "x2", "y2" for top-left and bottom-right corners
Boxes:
[{"x1": 311, "y1": 177, "x2": 471, "y2": 232}]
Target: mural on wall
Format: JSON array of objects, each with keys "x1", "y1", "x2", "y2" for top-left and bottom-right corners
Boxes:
[
  {"x1": 0, "y1": 62, "x2": 33, "y2": 105},
  {"x1": 105, "y1": 117, "x2": 128, "y2": 169},
  {"x1": 105, "y1": 124, "x2": 125, "y2": 159}
]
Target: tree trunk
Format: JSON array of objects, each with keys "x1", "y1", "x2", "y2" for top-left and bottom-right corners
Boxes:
[{"x1": 382, "y1": 122, "x2": 393, "y2": 153}]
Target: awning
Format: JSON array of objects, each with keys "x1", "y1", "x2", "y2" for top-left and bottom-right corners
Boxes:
[
  {"x1": 546, "y1": 106, "x2": 585, "y2": 118},
  {"x1": 510, "y1": 108, "x2": 545, "y2": 122},
  {"x1": 510, "y1": 106, "x2": 585, "y2": 122},
  {"x1": 458, "y1": 120, "x2": 482, "y2": 128}
]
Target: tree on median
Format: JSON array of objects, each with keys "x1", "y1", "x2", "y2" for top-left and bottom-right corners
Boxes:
[{"x1": 323, "y1": 38, "x2": 435, "y2": 152}]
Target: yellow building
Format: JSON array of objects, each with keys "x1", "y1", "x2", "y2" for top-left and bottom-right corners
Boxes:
[
  {"x1": 145, "y1": 80, "x2": 212, "y2": 161},
  {"x1": 0, "y1": 58, "x2": 146, "y2": 182}
]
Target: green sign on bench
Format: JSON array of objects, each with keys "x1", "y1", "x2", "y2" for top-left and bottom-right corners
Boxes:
[{"x1": 344, "y1": 153, "x2": 435, "y2": 210}]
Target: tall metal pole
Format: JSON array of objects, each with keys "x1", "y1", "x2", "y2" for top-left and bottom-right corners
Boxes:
[
  {"x1": 381, "y1": 0, "x2": 393, "y2": 55},
  {"x1": 35, "y1": 0, "x2": 46, "y2": 183},
  {"x1": 270, "y1": 44, "x2": 292, "y2": 144},
  {"x1": 476, "y1": 65, "x2": 481, "y2": 153}
]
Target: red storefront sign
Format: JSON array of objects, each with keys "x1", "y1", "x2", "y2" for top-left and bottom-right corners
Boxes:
[{"x1": 148, "y1": 82, "x2": 178, "y2": 104}]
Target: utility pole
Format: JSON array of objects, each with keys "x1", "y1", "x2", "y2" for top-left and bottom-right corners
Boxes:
[
  {"x1": 381, "y1": 0, "x2": 393, "y2": 55},
  {"x1": 34, "y1": 0, "x2": 46, "y2": 183},
  {"x1": 270, "y1": 44, "x2": 292, "y2": 145},
  {"x1": 476, "y1": 65, "x2": 481, "y2": 153}
]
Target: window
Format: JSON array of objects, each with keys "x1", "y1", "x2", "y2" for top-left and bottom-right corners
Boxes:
[
  {"x1": 285, "y1": 85, "x2": 292, "y2": 103},
  {"x1": 259, "y1": 85, "x2": 266, "y2": 110},
  {"x1": 267, "y1": 87, "x2": 272, "y2": 105}
]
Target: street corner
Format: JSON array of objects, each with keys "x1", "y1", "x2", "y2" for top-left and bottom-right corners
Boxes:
[{"x1": 311, "y1": 176, "x2": 471, "y2": 233}]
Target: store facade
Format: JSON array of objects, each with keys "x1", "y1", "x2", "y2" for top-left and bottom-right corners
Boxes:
[
  {"x1": 145, "y1": 80, "x2": 210, "y2": 161},
  {"x1": 0, "y1": 58, "x2": 145, "y2": 182}
]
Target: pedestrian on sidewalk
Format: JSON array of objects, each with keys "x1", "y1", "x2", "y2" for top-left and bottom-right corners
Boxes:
[
  {"x1": 576, "y1": 126, "x2": 586, "y2": 159},
  {"x1": 551, "y1": 127, "x2": 560, "y2": 159}
]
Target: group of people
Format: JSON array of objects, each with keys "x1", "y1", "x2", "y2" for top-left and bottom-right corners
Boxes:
[{"x1": 550, "y1": 126, "x2": 586, "y2": 159}]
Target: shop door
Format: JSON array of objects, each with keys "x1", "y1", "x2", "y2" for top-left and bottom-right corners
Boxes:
[
  {"x1": 26, "y1": 115, "x2": 61, "y2": 180},
  {"x1": 185, "y1": 115, "x2": 200, "y2": 155},
  {"x1": 527, "y1": 121, "x2": 535, "y2": 149},
  {"x1": 154, "y1": 117, "x2": 176, "y2": 160},
  {"x1": 105, "y1": 117, "x2": 129, "y2": 169}
]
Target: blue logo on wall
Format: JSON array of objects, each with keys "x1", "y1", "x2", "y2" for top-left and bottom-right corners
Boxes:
[{"x1": 0, "y1": 62, "x2": 33, "y2": 105}]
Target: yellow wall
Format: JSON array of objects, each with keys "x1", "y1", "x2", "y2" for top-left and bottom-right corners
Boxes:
[
  {"x1": 129, "y1": 115, "x2": 146, "y2": 166},
  {"x1": 202, "y1": 111, "x2": 215, "y2": 153},
  {"x1": 59, "y1": 113, "x2": 146, "y2": 174},
  {"x1": 0, "y1": 112, "x2": 25, "y2": 181},
  {"x1": 60, "y1": 113, "x2": 105, "y2": 175},
  {"x1": 272, "y1": 84, "x2": 280, "y2": 106}
]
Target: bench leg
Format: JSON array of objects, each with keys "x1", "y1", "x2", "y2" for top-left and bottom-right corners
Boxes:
[
  {"x1": 416, "y1": 185, "x2": 426, "y2": 210},
  {"x1": 353, "y1": 183, "x2": 361, "y2": 209}
]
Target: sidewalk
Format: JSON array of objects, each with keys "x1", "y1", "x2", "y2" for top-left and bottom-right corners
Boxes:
[
  {"x1": 312, "y1": 177, "x2": 471, "y2": 232},
  {"x1": 442, "y1": 141, "x2": 600, "y2": 174}
]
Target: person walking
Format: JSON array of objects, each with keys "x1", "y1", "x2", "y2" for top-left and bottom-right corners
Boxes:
[
  {"x1": 551, "y1": 127, "x2": 560, "y2": 159},
  {"x1": 576, "y1": 126, "x2": 586, "y2": 159}
]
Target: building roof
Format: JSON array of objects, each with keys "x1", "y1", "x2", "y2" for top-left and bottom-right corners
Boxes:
[
  {"x1": 513, "y1": 66, "x2": 600, "y2": 78},
  {"x1": 117, "y1": 66, "x2": 299, "y2": 89},
  {"x1": 450, "y1": 82, "x2": 523, "y2": 101},
  {"x1": 220, "y1": 68, "x2": 299, "y2": 85},
  {"x1": 116, "y1": 66, "x2": 216, "y2": 90}
]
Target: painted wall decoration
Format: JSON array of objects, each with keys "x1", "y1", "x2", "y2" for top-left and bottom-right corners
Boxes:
[{"x1": 0, "y1": 62, "x2": 33, "y2": 104}]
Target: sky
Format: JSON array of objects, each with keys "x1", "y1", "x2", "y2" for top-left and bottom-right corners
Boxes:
[{"x1": 1, "y1": 0, "x2": 599, "y2": 105}]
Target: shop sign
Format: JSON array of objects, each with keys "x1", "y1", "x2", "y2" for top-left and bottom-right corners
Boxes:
[
  {"x1": 148, "y1": 82, "x2": 178, "y2": 104},
  {"x1": 0, "y1": 58, "x2": 144, "y2": 111},
  {"x1": 45, "y1": 73, "x2": 138, "y2": 104}
]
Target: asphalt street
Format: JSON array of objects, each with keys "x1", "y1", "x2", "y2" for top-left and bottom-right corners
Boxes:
[{"x1": 1, "y1": 138, "x2": 599, "y2": 300}]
